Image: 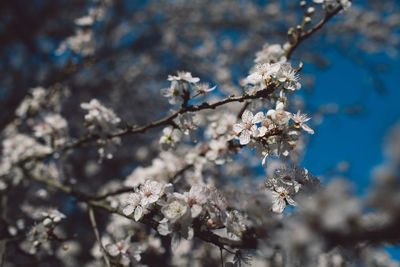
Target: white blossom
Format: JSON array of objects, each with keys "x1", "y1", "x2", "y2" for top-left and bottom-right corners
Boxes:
[
  {"x1": 80, "y1": 99, "x2": 121, "y2": 134},
  {"x1": 292, "y1": 111, "x2": 315, "y2": 134},
  {"x1": 205, "y1": 137, "x2": 233, "y2": 164},
  {"x1": 271, "y1": 186, "x2": 297, "y2": 213},
  {"x1": 66, "y1": 29, "x2": 96, "y2": 56},
  {"x1": 159, "y1": 126, "x2": 182, "y2": 150},
  {"x1": 276, "y1": 63, "x2": 301, "y2": 91},
  {"x1": 245, "y1": 63, "x2": 281, "y2": 86},
  {"x1": 122, "y1": 192, "x2": 144, "y2": 221},
  {"x1": 139, "y1": 179, "x2": 165, "y2": 207},
  {"x1": 105, "y1": 237, "x2": 141, "y2": 266},
  {"x1": 168, "y1": 71, "x2": 200, "y2": 83},
  {"x1": 266, "y1": 102, "x2": 291, "y2": 126},
  {"x1": 255, "y1": 43, "x2": 287, "y2": 64},
  {"x1": 183, "y1": 184, "x2": 209, "y2": 218},
  {"x1": 233, "y1": 110, "x2": 265, "y2": 145},
  {"x1": 161, "y1": 80, "x2": 181, "y2": 105},
  {"x1": 194, "y1": 82, "x2": 216, "y2": 94},
  {"x1": 161, "y1": 195, "x2": 190, "y2": 222}
]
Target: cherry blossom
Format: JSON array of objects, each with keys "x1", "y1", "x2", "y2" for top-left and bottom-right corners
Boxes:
[{"x1": 233, "y1": 110, "x2": 265, "y2": 145}]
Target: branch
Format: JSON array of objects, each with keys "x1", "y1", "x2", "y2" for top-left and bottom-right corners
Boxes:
[
  {"x1": 20, "y1": 86, "x2": 275, "y2": 164},
  {"x1": 286, "y1": 5, "x2": 343, "y2": 60},
  {"x1": 88, "y1": 206, "x2": 112, "y2": 267}
]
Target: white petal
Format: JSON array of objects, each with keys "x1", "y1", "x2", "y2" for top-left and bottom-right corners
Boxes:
[
  {"x1": 123, "y1": 205, "x2": 134, "y2": 216},
  {"x1": 257, "y1": 126, "x2": 268, "y2": 137},
  {"x1": 286, "y1": 196, "x2": 297, "y2": 206},
  {"x1": 270, "y1": 63, "x2": 281, "y2": 73},
  {"x1": 276, "y1": 101, "x2": 285, "y2": 111},
  {"x1": 106, "y1": 244, "x2": 120, "y2": 257},
  {"x1": 266, "y1": 109, "x2": 275, "y2": 118},
  {"x1": 241, "y1": 110, "x2": 253, "y2": 123},
  {"x1": 272, "y1": 198, "x2": 286, "y2": 213},
  {"x1": 140, "y1": 197, "x2": 149, "y2": 207},
  {"x1": 134, "y1": 206, "x2": 143, "y2": 221},
  {"x1": 252, "y1": 112, "x2": 264, "y2": 123},
  {"x1": 191, "y1": 205, "x2": 202, "y2": 218},
  {"x1": 233, "y1": 123, "x2": 245, "y2": 134},
  {"x1": 302, "y1": 124, "x2": 314, "y2": 134},
  {"x1": 246, "y1": 73, "x2": 262, "y2": 84},
  {"x1": 262, "y1": 153, "x2": 269, "y2": 168},
  {"x1": 150, "y1": 181, "x2": 162, "y2": 194},
  {"x1": 157, "y1": 222, "x2": 171, "y2": 236},
  {"x1": 250, "y1": 125, "x2": 259, "y2": 136},
  {"x1": 120, "y1": 255, "x2": 130, "y2": 266},
  {"x1": 147, "y1": 194, "x2": 159, "y2": 204},
  {"x1": 239, "y1": 130, "x2": 251, "y2": 145}
]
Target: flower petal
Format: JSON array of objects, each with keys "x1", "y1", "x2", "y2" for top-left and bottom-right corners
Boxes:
[
  {"x1": 241, "y1": 110, "x2": 253, "y2": 123},
  {"x1": 252, "y1": 112, "x2": 264, "y2": 123},
  {"x1": 134, "y1": 206, "x2": 143, "y2": 221},
  {"x1": 123, "y1": 205, "x2": 134, "y2": 216},
  {"x1": 239, "y1": 130, "x2": 251, "y2": 145}
]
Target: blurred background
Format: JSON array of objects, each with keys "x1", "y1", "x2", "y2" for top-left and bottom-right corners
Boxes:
[{"x1": 1, "y1": 0, "x2": 399, "y2": 264}]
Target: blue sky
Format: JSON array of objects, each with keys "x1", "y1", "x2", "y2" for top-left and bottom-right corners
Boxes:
[{"x1": 301, "y1": 48, "x2": 400, "y2": 259}]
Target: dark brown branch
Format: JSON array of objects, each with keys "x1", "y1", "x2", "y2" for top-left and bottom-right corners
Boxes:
[{"x1": 286, "y1": 5, "x2": 343, "y2": 60}]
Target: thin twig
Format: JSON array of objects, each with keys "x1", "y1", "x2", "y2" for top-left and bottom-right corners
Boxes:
[
  {"x1": 169, "y1": 164, "x2": 194, "y2": 183},
  {"x1": 220, "y1": 247, "x2": 224, "y2": 267},
  {"x1": 286, "y1": 5, "x2": 343, "y2": 60},
  {"x1": 88, "y1": 206, "x2": 112, "y2": 267},
  {"x1": 93, "y1": 187, "x2": 135, "y2": 201}
]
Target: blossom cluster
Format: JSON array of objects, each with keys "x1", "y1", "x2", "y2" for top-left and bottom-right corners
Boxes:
[
  {"x1": 161, "y1": 71, "x2": 216, "y2": 106},
  {"x1": 233, "y1": 103, "x2": 314, "y2": 166},
  {"x1": 81, "y1": 98, "x2": 122, "y2": 159},
  {"x1": 265, "y1": 166, "x2": 319, "y2": 213},
  {"x1": 120, "y1": 180, "x2": 246, "y2": 249}
]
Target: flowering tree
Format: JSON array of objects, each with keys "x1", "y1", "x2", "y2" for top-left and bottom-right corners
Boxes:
[{"x1": 1, "y1": 0, "x2": 400, "y2": 266}]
